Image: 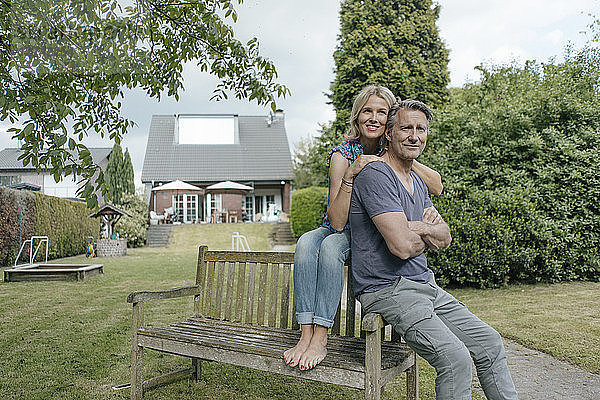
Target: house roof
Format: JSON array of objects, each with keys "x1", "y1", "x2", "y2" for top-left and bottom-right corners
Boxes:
[
  {"x1": 141, "y1": 114, "x2": 293, "y2": 183},
  {"x1": 0, "y1": 147, "x2": 112, "y2": 170}
]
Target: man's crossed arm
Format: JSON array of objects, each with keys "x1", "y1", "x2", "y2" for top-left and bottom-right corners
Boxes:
[{"x1": 372, "y1": 206, "x2": 452, "y2": 260}]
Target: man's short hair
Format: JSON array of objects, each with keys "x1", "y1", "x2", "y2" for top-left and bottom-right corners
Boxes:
[
  {"x1": 386, "y1": 99, "x2": 434, "y2": 134},
  {"x1": 347, "y1": 85, "x2": 396, "y2": 140}
]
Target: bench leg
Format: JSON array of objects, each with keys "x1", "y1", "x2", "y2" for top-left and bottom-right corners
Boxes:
[
  {"x1": 131, "y1": 302, "x2": 144, "y2": 400},
  {"x1": 192, "y1": 358, "x2": 202, "y2": 381},
  {"x1": 365, "y1": 329, "x2": 382, "y2": 400},
  {"x1": 406, "y1": 352, "x2": 419, "y2": 400}
]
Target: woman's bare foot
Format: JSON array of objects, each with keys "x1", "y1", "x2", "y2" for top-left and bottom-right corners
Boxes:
[
  {"x1": 283, "y1": 324, "x2": 313, "y2": 367},
  {"x1": 299, "y1": 325, "x2": 328, "y2": 370}
]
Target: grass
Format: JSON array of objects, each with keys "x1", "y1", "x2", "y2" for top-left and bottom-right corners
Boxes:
[{"x1": 1, "y1": 222, "x2": 598, "y2": 399}]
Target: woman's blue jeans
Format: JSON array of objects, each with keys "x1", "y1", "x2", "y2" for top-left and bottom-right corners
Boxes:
[{"x1": 293, "y1": 226, "x2": 350, "y2": 328}]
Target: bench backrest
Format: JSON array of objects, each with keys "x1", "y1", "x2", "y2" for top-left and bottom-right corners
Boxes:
[{"x1": 194, "y1": 246, "x2": 368, "y2": 338}]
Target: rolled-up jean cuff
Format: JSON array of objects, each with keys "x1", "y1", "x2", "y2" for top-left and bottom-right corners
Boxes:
[
  {"x1": 313, "y1": 316, "x2": 334, "y2": 328},
  {"x1": 296, "y1": 311, "x2": 314, "y2": 325}
]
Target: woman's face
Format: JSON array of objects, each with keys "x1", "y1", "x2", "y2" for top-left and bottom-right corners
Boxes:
[{"x1": 357, "y1": 95, "x2": 389, "y2": 140}]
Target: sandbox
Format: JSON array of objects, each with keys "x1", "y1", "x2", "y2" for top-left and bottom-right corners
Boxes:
[{"x1": 3, "y1": 263, "x2": 103, "y2": 282}]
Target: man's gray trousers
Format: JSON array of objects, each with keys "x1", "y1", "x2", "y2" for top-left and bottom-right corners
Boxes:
[{"x1": 359, "y1": 276, "x2": 518, "y2": 400}]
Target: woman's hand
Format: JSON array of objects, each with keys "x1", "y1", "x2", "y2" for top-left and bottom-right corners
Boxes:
[{"x1": 343, "y1": 155, "x2": 383, "y2": 181}]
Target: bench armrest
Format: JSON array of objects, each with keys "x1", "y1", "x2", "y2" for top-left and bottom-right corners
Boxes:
[
  {"x1": 361, "y1": 312, "x2": 385, "y2": 332},
  {"x1": 127, "y1": 285, "x2": 201, "y2": 303}
]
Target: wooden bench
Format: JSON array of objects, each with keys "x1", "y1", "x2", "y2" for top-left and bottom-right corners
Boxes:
[{"x1": 127, "y1": 246, "x2": 419, "y2": 399}]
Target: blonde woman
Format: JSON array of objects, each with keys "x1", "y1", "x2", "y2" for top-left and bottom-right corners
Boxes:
[{"x1": 283, "y1": 85, "x2": 443, "y2": 370}]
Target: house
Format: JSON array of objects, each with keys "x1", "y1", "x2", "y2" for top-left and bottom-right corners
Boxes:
[
  {"x1": 0, "y1": 147, "x2": 112, "y2": 200},
  {"x1": 141, "y1": 112, "x2": 293, "y2": 222}
]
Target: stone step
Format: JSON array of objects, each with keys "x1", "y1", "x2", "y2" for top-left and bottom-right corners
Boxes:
[
  {"x1": 146, "y1": 224, "x2": 173, "y2": 247},
  {"x1": 270, "y1": 222, "x2": 297, "y2": 246}
]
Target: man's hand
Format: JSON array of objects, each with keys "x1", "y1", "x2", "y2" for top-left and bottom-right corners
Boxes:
[
  {"x1": 423, "y1": 207, "x2": 443, "y2": 225},
  {"x1": 407, "y1": 207, "x2": 452, "y2": 251}
]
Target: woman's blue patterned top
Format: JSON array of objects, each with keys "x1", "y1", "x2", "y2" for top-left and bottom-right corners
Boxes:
[{"x1": 321, "y1": 140, "x2": 365, "y2": 232}]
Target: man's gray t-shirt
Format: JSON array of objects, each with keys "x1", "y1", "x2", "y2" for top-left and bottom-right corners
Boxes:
[{"x1": 350, "y1": 161, "x2": 433, "y2": 296}]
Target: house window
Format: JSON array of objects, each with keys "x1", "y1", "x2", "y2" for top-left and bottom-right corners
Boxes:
[
  {"x1": 186, "y1": 195, "x2": 197, "y2": 223},
  {"x1": 173, "y1": 194, "x2": 198, "y2": 223},
  {"x1": 210, "y1": 193, "x2": 222, "y2": 213},
  {"x1": 243, "y1": 195, "x2": 254, "y2": 221},
  {"x1": 254, "y1": 195, "x2": 263, "y2": 217},
  {"x1": 178, "y1": 115, "x2": 235, "y2": 145},
  {"x1": 266, "y1": 195, "x2": 275, "y2": 207},
  {"x1": 173, "y1": 195, "x2": 185, "y2": 222},
  {"x1": 0, "y1": 175, "x2": 21, "y2": 186}
]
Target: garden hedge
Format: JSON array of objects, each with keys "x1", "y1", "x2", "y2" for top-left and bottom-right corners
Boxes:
[
  {"x1": 0, "y1": 186, "x2": 99, "y2": 266},
  {"x1": 0, "y1": 186, "x2": 36, "y2": 266},
  {"x1": 290, "y1": 186, "x2": 328, "y2": 238}
]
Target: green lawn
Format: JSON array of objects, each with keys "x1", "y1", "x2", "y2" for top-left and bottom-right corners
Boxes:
[{"x1": 1, "y1": 223, "x2": 598, "y2": 399}]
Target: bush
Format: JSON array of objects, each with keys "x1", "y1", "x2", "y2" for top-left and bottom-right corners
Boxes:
[
  {"x1": 115, "y1": 192, "x2": 148, "y2": 248},
  {"x1": 426, "y1": 43, "x2": 600, "y2": 287},
  {"x1": 290, "y1": 187, "x2": 328, "y2": 237},
  {"x1": 0, "y1": 186, "x2": 36, "y2": 266},
  {"x1": 34, "y1": 192, "x2": 99, "y2": 260}
]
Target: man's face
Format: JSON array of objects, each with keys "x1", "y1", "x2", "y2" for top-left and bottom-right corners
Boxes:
[{"x1": 386, "y1": 109, "x2": 428, "y2": 160}]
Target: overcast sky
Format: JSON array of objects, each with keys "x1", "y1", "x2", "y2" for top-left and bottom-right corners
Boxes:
[{"x1": 1, "y1": 0, "x2": 597, "y2": 187}]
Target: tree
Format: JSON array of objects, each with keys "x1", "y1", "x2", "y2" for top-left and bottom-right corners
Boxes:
[
  {"x1": 105, "y1": 143, "x2": 135, "y2": 204},
  {"x1": 291, "y1": 125, "x2": 330, "y2": 189},
  {"x1": 0, "y1": 0, "x2": 290, "y2": 208},
  {"x1": 330, "y1": 0, "x2": 449, "y2": 138},
  {"x1": 105, "y1": 142, "x2": 124, "y2": 204},
  {"x1": 115, "y1": 192, "x2": 147, "y2": 247},
  {"x1": 122, "y1": 148, "x2": 135, "y2": 195},
  {"x1": 293, "y1": 0, "x2": 450, "y2": 184}
]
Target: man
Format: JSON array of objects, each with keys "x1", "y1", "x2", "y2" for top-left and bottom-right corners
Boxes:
[{"x1": 349, "y1": 99, "x2": 518, "y2": 400}]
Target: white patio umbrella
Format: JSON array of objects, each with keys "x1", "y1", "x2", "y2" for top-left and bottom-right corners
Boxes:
[
  {"x1": 205, "y1": 181, "x2": 253, "y2": 191},
  {"x1": 151, "y1": 180, "x2": 203, "y2": 191}
]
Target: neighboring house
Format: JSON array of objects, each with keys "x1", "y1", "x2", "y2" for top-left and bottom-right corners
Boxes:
[
  {"x1": 141, "y1": 112, "x2": 293, "y2": 222},
  {"x1": 0, "y1": 147, "x2": 112, "y2": 201}
]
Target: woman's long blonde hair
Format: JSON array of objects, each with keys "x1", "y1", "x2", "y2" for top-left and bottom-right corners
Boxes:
[{"x1": 346, "y1": 85, "x2": 396, "y2": 140}]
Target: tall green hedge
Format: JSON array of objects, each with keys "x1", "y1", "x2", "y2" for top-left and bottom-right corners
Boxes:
[
  {"x1": 426, "y1": 46, "x2": 600, "y2": 287},
  {"x1": 33, "y1": 193, "x2": 99, "y2": 261},
  {"x1": 0, "y1": 186, "x2": 99, "y2": 266},
  {"x1": 0, "y1": 186, "x2": 36, "y2": 266},
  {"x1": 290, "y1": 187, "x2": 328, "y2": 238}
]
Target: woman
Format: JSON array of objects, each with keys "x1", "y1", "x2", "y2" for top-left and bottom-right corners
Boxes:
[{"x1": 283, "y1": 85, "x2": 443, "y2": 370}]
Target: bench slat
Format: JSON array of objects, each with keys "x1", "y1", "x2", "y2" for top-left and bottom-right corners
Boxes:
[
  {"x1": 214, "y1": 261, "x2": 225, "y2": 319},
  {"x1": 279, "y1": 263, "x2": 291, "y2": 329},
  {"x1": 204, "y1": 261, "x2": 216, "y2": 316},
  {"x1": 346, "y1": 266, "x2": 356, "y2": 337},
  {"x1": 256, "y1": 263, "x2": 268, "y2": 325},
  {"x1": 245, "y1": 262, "x2": 257, "y2": 324},
  {"x1": 268, "y1": 264, "x2": 279, "y2": 327},
  {"x1": 235, "y1": 262, "x2": 246, "y2": 322},
  {"x1": 205, "y1": 251, "x2": 294, "y2": 263},
  {"x1": 196, "y1": 248, "x2": 207, "y2": 315},
  {"x1": 225, "y1": 262, "x2": 236, "y2": 321}
]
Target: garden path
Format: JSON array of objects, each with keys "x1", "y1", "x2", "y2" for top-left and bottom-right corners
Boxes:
[{"x1": 472, "y1": 339, "x2": 600, "y2": 400}]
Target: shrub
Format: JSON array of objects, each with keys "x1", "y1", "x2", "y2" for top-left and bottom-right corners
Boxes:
[
  {"x1": 115, "y1": 192, "x2": 148, "y2": 248},
  {"x1": 34, "y1": 192, "x2": 99, "y2": 260},
  {"x1": 290, "y1": 187, "x2": 328, "y2": 237},
  {"x1": 0, "y1": 186, "x2": 36, "y2": 266},
  {"x1": 426, "y1": 43, "x2": 600, "y2": 287}
]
